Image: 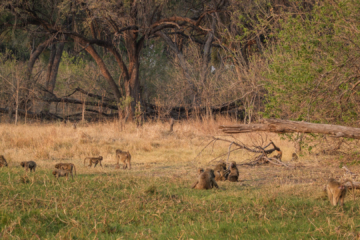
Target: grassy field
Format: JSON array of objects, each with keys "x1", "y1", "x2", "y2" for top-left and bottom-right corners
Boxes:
[{"x1": 1, "y1": 119, "x2": 360, "y2": 239}]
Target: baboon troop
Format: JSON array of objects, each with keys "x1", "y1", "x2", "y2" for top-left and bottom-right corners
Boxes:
[
  {"x1": 213, "y1": 162, "x2": 229, "y2": 181},
  {"x1": 55, "y1": 163, "x2": 77, "y2": 176},
  {"x1": 115, "y1": 149, "x2": 131, "y2": 170},
  {"x1": 20, "y1": 161, "x2": 37, "y2": 172},
  {"x1": 0, "y1": 155, "x2": 8, "y2": 167},
  {"x1": 53, "y1": 169, "x2": 72, "y2": 180},
  {"x1": 192, "y1": 168, "x2": 219, "y2": 190},
  {"x1": 227, "y1": 162, "x2": 239, "y2": 182},
  {"x1": 326, "y1": 178, "x2": 355, "y2": 206},
  {"x1": 192, "y1": 161, "x2": 240, "y2": 189},
  {"x1": 84, "y1": 156, "x2": 103, "y2": 168},
  {"x1": 291, "y1": 153, "x2": 298, "y2": 161}
]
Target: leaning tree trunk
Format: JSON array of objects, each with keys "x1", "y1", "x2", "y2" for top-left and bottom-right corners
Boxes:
[
  {"x1": 220, "y1": 119, "x2": 360, "y2": 139},
  {"x1": 74, "y1": 37, "x2": 122, "y2": 101}
]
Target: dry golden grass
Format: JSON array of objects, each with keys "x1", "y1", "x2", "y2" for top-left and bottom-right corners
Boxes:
[
  {"x1": 2, "y1": 118, "x2": 360, "y2": 239},
  {"x1": 0, "y1": 117, "x2": 297, "y2": 173},
  {"x1": 1, "y1": 117, "x2": 359, "y2": 177}
]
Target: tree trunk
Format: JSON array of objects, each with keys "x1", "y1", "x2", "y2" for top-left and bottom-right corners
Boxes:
[
  {"x1": 47, "y1": 42, "x2": 65, "y2": 93},
  {"x1": 43, "y1": 42, "x2": 65, "y2": 112},
  {"x1": 220, "y1": 119, "x2": 360, "y2": 139},
  {"x1": 124, "y1": 30, "x2": 143, "y2": 120},
  {"x1": 42, "y1": 44, "x2": 56, "y2": 112}
]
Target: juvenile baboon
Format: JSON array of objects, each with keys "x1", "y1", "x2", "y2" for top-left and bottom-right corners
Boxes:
[
  {"x1": 84, "y1": 156, "x2": 103, "y2": 168},
  {"x1": 52, "y1": 169, "x2": 72, "y2": 180},
  {"x1": 191, "y1": 168, "x2": 219, "y2": 190},
  {"x1": 20, "y1": 161, "x2": 37, "y2": 172},
  {"x1": 55, "y1": 163, "x2": 76, "y2": 176},
  {"x1": 291, "y1": 153, "x2": 298, "y2": 161},
  {"x1": 273, "y1": 150, "x2": 282, "y2": 161},
  {"x1": 115, "y1": 149, "x2": 131, "y2": 170},
  {"x1": 228, "y1": 161, "x2": 239, "y2": 182},
  {"x1": 326, "y1": 178, "x2": 355, "y2": 206},
  {"x1": 0, "y1": 155, "x2": 8, "y2": 167},
  {"x1": 213, "y1": 162, "x2": 229, "y2": 181}
]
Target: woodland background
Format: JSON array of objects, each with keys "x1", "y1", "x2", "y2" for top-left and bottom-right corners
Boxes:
[{"x1": 0, "y1": 0, "x2": 360, "y2": 126}]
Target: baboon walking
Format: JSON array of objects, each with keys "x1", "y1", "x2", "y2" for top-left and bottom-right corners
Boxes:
[
  {"x1": 84, "y1": 156, "x2": 103, "y2": 168},
  {"x1": 55, "y1": 163, "x2": 76, "y2": 176},
  {"x1": 115, "y1": 149, "x2": 131, "y2": 170},
  {"x1": 20, "y1": 161, "x2": 37, "y2": 172},
  {"x1": 52, "y1": 169, "x2": 72, "y2": 180},
  {"x1": 192, "y1": 169, "x2": 219, "y2": 190},
  {"x1": 326, "y1": 178, "x2": 355, "y2": 206},
  {"x1": 0, "y1": 155, "x2": 8, "y2": 167}
]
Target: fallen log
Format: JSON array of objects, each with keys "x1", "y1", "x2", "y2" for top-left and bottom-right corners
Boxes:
[
  {"x1": 344, "y1": 182, "x2": 360, "y2": 189},
  {"x1": 220, "y1": 119, "x2": 360, "y2": 139}
]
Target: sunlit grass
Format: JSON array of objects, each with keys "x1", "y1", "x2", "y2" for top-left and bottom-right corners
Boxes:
[{"x1": 0, "y1": 119, "x2": 359, "y2": 238}]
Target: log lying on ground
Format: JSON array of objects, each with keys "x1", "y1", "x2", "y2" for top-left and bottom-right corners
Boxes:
[
  {"x1": 220, "y1": 119, "x2": 360, "y2": 139},
  {"x1": 344, "y1": 182, "x2": 360, "y2": 189}
]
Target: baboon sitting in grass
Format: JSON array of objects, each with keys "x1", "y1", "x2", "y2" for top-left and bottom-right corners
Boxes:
[
  {"x1": 213, "y1": 162, "x2": 229, "y2": 181},
  {"x1": 227, "y1": 161, "x2": 239, "y2": 182},
  {"x1": 115, "y1": 149, "x2": 131, "y2": 170},
  {"x1": 326, "y1": 178, "x2": 354, "y2": 206},
  {"x1": 52, "y1": 169, "x2": 72, "y2": 180},
  {"x1": 192, "y1": 168, "x2": 219, "y2": 190},
  {"x1": 55, "y1": 163, "x2": 76, "y2": 176},
  {"x1": 20, "y1": 161, "x2": 37, "y2": 172},
  {"x1": 0, "y1": 155, "x2": 8, "y2": 167},
  {"x1": 84, "y1": 156, "x2": 103, "y2": 168}
]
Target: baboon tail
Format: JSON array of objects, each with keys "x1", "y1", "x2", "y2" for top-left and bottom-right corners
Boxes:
[{"x1": 74, "y1": 165, "x2": 77, "y2": 175}]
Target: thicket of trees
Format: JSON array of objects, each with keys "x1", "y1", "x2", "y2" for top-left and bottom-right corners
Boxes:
[{"x1": 1, "y1": 0, "x2": 359, "y2": 126}]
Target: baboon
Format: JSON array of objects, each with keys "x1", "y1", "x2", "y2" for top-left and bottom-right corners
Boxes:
[
  {"x1": 197, "y1": 168, "x2": 204, "y2": 175},
  {"x1": 0, "y1": 155, "x2": 8, "y2": 167},
  {"x1": 326, "y1": 178, "x2": 355, "y2": 206},
  {"x1": 191, "y1": 168, "x2": 219, "y2": 190},
  {"x1": 55, "y1": 163, "x2": 76, "y2": 176},
  {"x1": 20, "y1": 161, "x2": 37, "y2": 172},
  {"x1": 84, "y1": 156, "x2": 103, "y2": 168},
  {"x1": 228, "y1": 161, "x2": 239, "y2": 182},
  {"x1": 115, "y1": 149, "x2": 131, "y2": 170},
  {"x1": 52, "y1": 169, "x2": 72, "y2": 180},
  {"x1": 273, "y1": 150, "x2": 282, "y2": 161},
  {"x1": 213, "y1": 162, "x2": 229, "y2": 181},
  {"x1": 291, "y1": 153, "x2": 298, "y2": 161}
]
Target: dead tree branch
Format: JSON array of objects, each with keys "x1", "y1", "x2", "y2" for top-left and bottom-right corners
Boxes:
[{"x1": 220, "y1": 119, "x2": 360, "y2": 139}]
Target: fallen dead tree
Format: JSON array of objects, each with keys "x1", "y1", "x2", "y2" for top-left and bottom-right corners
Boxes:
[
  {"x1": 220, "y1": 119, "x2": 360, "y2": 139},
  {"x1": 196, "y1": 137, "x2": 293, "y2": 168}
]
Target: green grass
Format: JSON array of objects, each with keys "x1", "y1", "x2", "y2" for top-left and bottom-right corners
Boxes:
[{"x1": 0, "y1": 168, "x2": 359, "y2": 239}]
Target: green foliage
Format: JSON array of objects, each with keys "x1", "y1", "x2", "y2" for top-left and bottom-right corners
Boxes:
[
  {"x1": 263, "y1": 0, "x2": 360, "y2": 125},
  {"x1": 117, "y1": 96, "x2": 133, "y2": 112}
]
